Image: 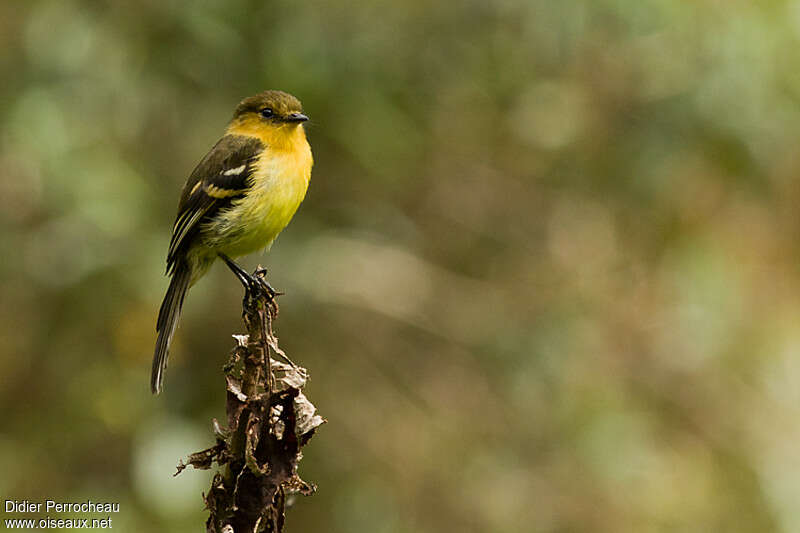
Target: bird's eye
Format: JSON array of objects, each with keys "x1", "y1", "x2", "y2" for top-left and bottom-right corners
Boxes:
[{"x1": 260, "y1": 108, "x2": 274, "y2": 118}]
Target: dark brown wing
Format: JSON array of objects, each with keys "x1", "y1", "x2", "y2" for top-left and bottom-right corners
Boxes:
[{"x1": 166, "y1": 134, "x2": 263, "y2": 273}]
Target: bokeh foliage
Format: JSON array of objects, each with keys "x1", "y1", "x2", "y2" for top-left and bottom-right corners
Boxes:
[{"x1": 2, "y1": 0, "x2": 800, "y2": 531}]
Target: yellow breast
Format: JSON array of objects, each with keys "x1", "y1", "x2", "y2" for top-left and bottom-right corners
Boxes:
[{"x1": 205, "y1": 124, "x2": 313, "y2": 258}]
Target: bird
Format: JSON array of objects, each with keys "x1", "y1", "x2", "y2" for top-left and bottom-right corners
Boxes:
[{"x1": 151, "y1": 90, "x2": 313, "y2": 394}]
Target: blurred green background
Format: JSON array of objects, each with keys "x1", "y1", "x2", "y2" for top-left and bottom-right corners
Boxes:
[{"x1": 2, "y1": 0, "x2": 799, "y2": 531}]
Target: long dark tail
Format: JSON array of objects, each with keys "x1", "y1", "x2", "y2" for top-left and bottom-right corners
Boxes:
[{"x1": 151, "y1": 263, "x2": 191, "y2": 394}]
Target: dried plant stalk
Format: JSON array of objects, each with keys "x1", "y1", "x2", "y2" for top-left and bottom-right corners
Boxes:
[{"x1": 176, "y1": 269, "x2": 324, "y2": 533}]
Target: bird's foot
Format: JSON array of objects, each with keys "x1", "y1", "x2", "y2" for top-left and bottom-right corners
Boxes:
[
  {"x1": 248, "y1": 266, "x2": 280, "y2": 317},
  {"x1": 218, "y1": 254, "x2": 281, "y2": 316}
]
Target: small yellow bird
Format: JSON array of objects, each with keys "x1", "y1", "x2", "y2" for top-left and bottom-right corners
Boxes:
[{"x1": 151, "y1": 90, "x2": 313, "y2": 394}]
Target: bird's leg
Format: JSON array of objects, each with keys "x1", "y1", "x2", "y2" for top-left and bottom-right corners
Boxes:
[
  {"x1": 218, "y1": 253, "x2": 253, "y2": 289},
  {"x1": 218, "y1": 253, "x2": 281, "y2": 312}
]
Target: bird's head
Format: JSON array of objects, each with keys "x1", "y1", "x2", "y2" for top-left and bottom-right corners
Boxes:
[
  {"x1": 227, "y1": 90, "x2": 309, "y2": 147},
  {"x1": 232, "y1": 90, "x2": 308, "y2": 125}
]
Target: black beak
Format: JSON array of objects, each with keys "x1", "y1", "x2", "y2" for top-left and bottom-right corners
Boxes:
[{"x1": 285, "y1": 112, "x2": 309, "y2": 123}]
